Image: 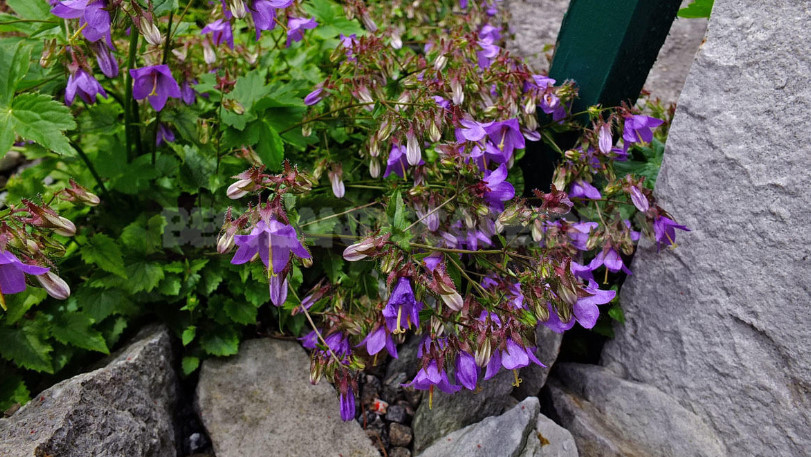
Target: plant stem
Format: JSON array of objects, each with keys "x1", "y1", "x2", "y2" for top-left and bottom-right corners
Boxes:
[
  {"x1": 151, "y1": 11, "x2": 174, "y2": 166},
  {"x1": 70, "y1": 141, "x2": 111, "y2": 202},
  {"x1": 124, "y1": 30, "x2": 139, "y2": 162},
  {"x1": 299, "y1": 201, "x2": 379, "y2": 228}
]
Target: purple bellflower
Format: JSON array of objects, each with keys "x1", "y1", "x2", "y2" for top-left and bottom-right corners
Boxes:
[
  {"x1": 155, "y1": 123, "x2": 175, "y2": 146},
  {"x1": 52, "y1": 0, "x2": 112, "y2": 45},
  {"x1": 384, "y1": 144, "x2": 423, "y2": 179},
  {"x1": 484, "y1": 338, "x2": 545, "y2": 382},
  {"x1": 382, "y1": 277, "x2": 423, "y2": 334},
  {"x1": 481, "y1": 164, "x2": 515, "y2": 212},
  {"x1": 456, "y1": 119, "x2": 488, "y2": 142},
  {"x1": 130, "y1": 65, "x2": 181, "y2": 111},
  {"x1": 543, "y1": 280, "x2": 616, "y2": 333},
  {"x1": 629, "y1": 186, "x2": 649, "y2": 212},
  {"x1": 201, "y1": 19, "x2": 235, "y2": 49},
  {"x1": 568, "y1": 180, "x2": 601, "y2": 200},
  {"x1": 403, "y1": 360, "x2": 461, "y2": 395},
  {"x1": 249, "y1": 0, "x2": 277, "y2": 40},
  {"x1": 588, "y1": 246, "x2": 631, "y2": 275},
  {"x1": 92, "y1": 41, "x2": 118, "y2": 78},
  {"x1": 455, "y1": 350, "x2": 479, "y2": 390},
  {"x1": 181, "y1": 79, "x2": 198, "y2": 105},
  {"x1": 339, "y1": 386, "x2": 355, "y2": 421},
  {"x1": 65, "y1": 68, "x2": 107, "y2": 106},
  {"x1": 304, "y1": 87, "x2": 324, "y2": 106},
  {"x1": 358, "y1": 326, "x2": 398, "y2": 359},
  {"x1": 623, "y1": 115, "x2": 663, "y2": 144},
  {"x1": 0, "y1": 251, "x2": 50, "y2": 309},
  {"x1": 286, "y1": 17, "x2": 317, "y2": 46},
  {"x1": 654, "y1": 215, "x2": 689, "y2": 249},
  {"x1": 484, "y1": 119, "x2": 524, "y2": 162}
]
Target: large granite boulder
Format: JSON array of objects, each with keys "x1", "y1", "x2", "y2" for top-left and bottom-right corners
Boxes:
[
  {"x1": 547, "y1": 364, "x2": 725, "y2": 456},
  {"x1": 0, "y1": 324, "x2": 178, "y2": 457},
  {"x1": 418, "y1": 396, "x2": 540, "y2": 457},
  {"x1": 600, "y1": 0, "x2": 811, "y2": 455},
  {"x1": 506, "y1": 0, "x2": 708, "y2": 105},
  {"x1": 519, "y1": 407, "x2": 578, "y2": 457},
  {"x1": 195, "y1": 338, "x2": 378, "y2": 457}
]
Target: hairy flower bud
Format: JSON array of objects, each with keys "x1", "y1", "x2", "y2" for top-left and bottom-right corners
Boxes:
[
  {"x1": 37, "y1": 271, "x2": 70, "y2": 300},
  {"x1": 440, "y1": 291, "x2": 463, "y2": 311},
  {"x1": 451, "y1": 79, "x2": 464, "y2": 106},
  {"x1": 328, "y1": 167, "x2": 345, "y2": 198},
  {"x1": 434, "y1": 54, "x2": 447, "y2": 71},
  {"x1": 378, "y1": 120, "x2": 394, "y2": 141},
  {"x1": 217, "y1": 231, "x2": 235, "y2": 254},
  {"x1": 226, "y1": 178, "x2": 256, "y2": 199},
  {"x1": 534, "y1": 301, "x2": 550, "y2": 322},
  {"x1": 140, "y1": 19, "x2": 163, "y2": 46},
  {"x1": 406, "y1": 131, "x2": 421, "y2": 165},
  {"x1": 475, "y1": 339, "x2": 492, "y2": 367},
  {"x1": 50, "y1": 216, "x2": 76, "y2": 237},
  {"x1": 428, "y1": 121, "x2": 441, "y2": 143},
  {"x1": 369, "y1": 138, "x2": 380, "y2": 157},
  {"x1": 203, "y1": 42, "x2": 216, "y2": 64},
  {"x1": 228, "y1": 0, "x2": 247, "y2": 18},
  {"x1": 343, "y1": 238, "x2": 376, "y2": 261},
  {"x1": 369, "y1": 158, "x2": 381, "y2": 178}
]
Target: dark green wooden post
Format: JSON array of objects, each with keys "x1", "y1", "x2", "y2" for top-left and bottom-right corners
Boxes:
[{"x1": 521, "y1": 0, "x2": 682, "y2": 193}]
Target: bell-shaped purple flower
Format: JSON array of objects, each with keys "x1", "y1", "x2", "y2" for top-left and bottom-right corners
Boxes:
[
  {"x1": 230, "y1": 219, "x2": 311, "y2": 275},
  {"x1": 653, "y1": 215, "x2": 689, "y2": 249},
  {"x1": 484, "y1": 119, "x2": 524, "y2": 162},
  {"x1": 286, "y1": 16, "x2": 317, "y2": 47},
  {"x1": 92, "y1": 42, "x2": 118, "y2": 78},
  {"x1": 568, "y1": 221, "x2": 598, "y2": 251},
  {"x1": 0, "y1": 252, "x2": 50, "y2": 305},
  {"x1": 181, "y1": 79, "x2": 198, "y2": 105},
  {"x1": 572, "y1": 280, "x2": 616, "y2": 329},
  {"x1": 358, "y1": 326, "x2": 398, "y2": 359},
  {"x1": 568, "y1": 180, "x2": 601, "y2": 200},
  {"x1": 249, "y1": 0, "x2": 276, "y2": 40},
  {"x1": 130, "y1": 64, "x2": 181, "y2": 111},
  {"x1": 201, "y1": 19, "x2": 234, "y2": 49},
  {"x1": 339, "y1": 386, "x2": 355, "y2": 421},
  {"x1": 52, "y1": 0, "x2": 112, "y2": 45},
  {"x1": 65, "y1": 68, "x2": 107, "y2": 106},
  {"x1": 482, "y1": 164, "x2": 515, "y2": 211},
  {"x1": 484, "y1": 338, "x2": 545, "y2": 380},
  {"x1": 304, "y1": 87, "x2": 324, "y2": 106},
  {"x1": 623, "y1": 115, "x2": 663, "y2": 144},
  {"x1": 383, "y1": 144, "x2": 422, "y2": 179},
  {"x1": 588, "y1": 246, "x2": 631, "y2": 275},
  {"x1": 629, "y1": 186, "x2": 649, "y2": 212},
  {"x1": 155, "y1": 123, "x2": 175, "y2": 146},
  {"x1": 455, "y1": 351, "x2": 479, "y2": 390},
  {"x1": 382, "y1": 277, "x2": 422, "y2": 333},
  {"x1": 268, "y1": 273, "x2": 288, "y2": 306},
  {"x1": 403, "y1": 360, "x2": 461, "y2": 394},
  {"x1": 455, "y1": 119, "x2": 488, "y2": 142}
]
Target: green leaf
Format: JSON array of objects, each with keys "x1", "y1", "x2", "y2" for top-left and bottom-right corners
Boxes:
[
  {"x1": 5, "y1": 93, "x2": 76, "y2": 156},
  {"x1": 75, "y1": 287, "x2": 135, "y2": 321},
  {"x1": 201, "y1": 267, "x2": 223, "y2": 295},
  {"x1": 0, "y1": 326, "x2": 53, "y2": 373},
  {"x1": 0, "y1": 42, "x2": 31, "y2": 106},
  {"x1": 81, "y1": 234, "x2": 127, "y2": 278},
  {"x1": 200, "y1": 326, "x2": 239, "y2": 357},
  {"x1": 126, "y1": 261, "x2": 165, "y2": 293},
  {"x1": 608, "y1": 304, "x2": 625, "y2": 324},
  {"x1": 3, "y1": 288, "x2": 47, "y2": 324},
  {"x1": 6, "y1": 0, "x2": 51, "y2": 20},
  {"x1": 158, "y1": 276, "x2": 182, "y2": 295},
  {"x1": 223, "y1": 298, "x2": 258, "y2": 325},
  {"x1": 222, "y1": 69, "x2": 270, "y2": 129},
  {"x1": 253, "y1": 120, "x2": 284, "y2": 171},
  {"x1": 0, "y1": 374, "x2": 30, "y2": 411},
  {"x1": 678, "y1": 0, "x2": 713, "y2": 18},
  {"x1": 51, "y1": 313, "x2": 109, "y2": 354},
  {"x1": 181, "y1": 356, "x2": 200, "y2": 375},
  {"x1": 182, "y1": 326, "x2": 196, "y2": 346}
]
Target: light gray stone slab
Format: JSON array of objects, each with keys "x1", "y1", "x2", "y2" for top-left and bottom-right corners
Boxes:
[
  {"x1": 418, "y1": 396, "x2": 540, "y2": 457},
  {"x1": 519, "y1": 410, "x2": 579, "y2": 457},
  {"x1": 514, "y1": 325, "x2": 563, "y2": 400},
  {"x1": 195, "y1": 338, "x2": 378, "y2": 457},
  {"x1": 600, "y1": 0, "x2": 811, "y2": 455},
  {"x1": 548, "y1": 364, "x2": 725, "y2": 457},
  {"x1": 506, "y1": 0, "x2": 708, "y2": 105},
  {"x1": 0, "y1": 324, "x2": 178, "y2": 457}
]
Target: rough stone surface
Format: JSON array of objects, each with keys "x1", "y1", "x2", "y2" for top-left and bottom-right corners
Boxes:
[
  {"x1": 389, "y1": 447, "x2": 411, "y2": 457},
  {"x1": 519, "y1": 412, "x2": 578, "y2": 457},
  {"x1": 514, "y1": 325, "x2": 563, "y2": 400},
  {"x1": 0, "y1": 324, "x2": 178, "y2": 457},
  {"x1": 389, "y1": 423, "x2": 413, "y2": 447},
  {"x1": 418, "y1": 397, "x2": 540, "y2": 457},
  {"x1": 413, "y1": 369, "x2": 514, "y2": 452},
  {"x1": 600, "y1": 1, "x2": 811, "y2": 455},
  {"x1": 195, "y1": 338, "x2": 378, "y2": 457},
  {"x1": 506, "y1": 0, "x2": 708, "y2": 105},
  {"x1": 547, "y1": 364, "x2": 726, "y2": 457}
]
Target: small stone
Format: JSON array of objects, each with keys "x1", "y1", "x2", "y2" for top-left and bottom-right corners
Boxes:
[
  {"x1": 389, "y1": 447, "x2": 411, "y2": 457},
  {"x1": 364, "y1": 412, "x2": 386, "y2": 434},
  {"x1": 385, "y1": 404, "x2": 407, "y2": 423},
  {"x1": 186, "y1": 432, "x2": 208, "y2": 454},
  {"x1": 389, "y1": 423, "x2": 413, "y2": 447},
  {"x1": 365, "y1": 429, "x2": 388, "y2": 453},
  {"x1": 403, "y1": 386, "x2": 422, "y2": 408}
]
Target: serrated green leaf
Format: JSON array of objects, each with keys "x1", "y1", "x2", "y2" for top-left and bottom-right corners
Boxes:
[
  {"x1": 3, "y1": 288, "x2": 47, "y2": 324},
  {"x1": 0, "y1": 326, "x2": 53, "y2": 373},
  {"x1": 200, "y1": 326, "x2": 239, "y2": 356},
  {"x1": 158, "y1": 276, "x2": 182, "y2": 295},
  {"x1": 182, "y1": 326, "x2": 196, "y2": 346},
  {"x1": 6, "y1": 0, "x2": 51, "y2": 20},
  {"x1": 181, "y1": 356, "x2": 199, "y2": 375},
  {"x1": 254, "y1": 120, "x2": 284, "y2": 171},
  {"x1": 51, "y1": 313, "x2": 109, "y2": 354},
  {"x1": 126, "y1": 261, "x2": 165, "y2": 293},
  {"x1": 223, "y1": 298, "x2": 258, "y2": 325},
  {"x1": 201, "y1": 268, "x2": 223, "y2": 295},
  {"x1": 75, "y1": 286, "x2": 135, "y2": 321},
  {"x1": 8, "y1": 93, "x2": 76, "y2": 156},
  {"x1": 0, "y1": 42, "x2": 31, "y2": 106},
  {"x1": 81, "y1": 234, "x2": 127, "y2": 278}
]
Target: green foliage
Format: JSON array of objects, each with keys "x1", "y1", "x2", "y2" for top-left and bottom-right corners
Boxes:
[{"x1": 678, "y1": 0, "x2": 714, "y2": 18}]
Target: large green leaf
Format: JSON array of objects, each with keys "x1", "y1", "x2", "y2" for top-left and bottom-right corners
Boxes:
[
  {"x1": 0, "y1": 326, "x2": 53, "y2": 373},
  {"x1": 125, "y1": 261, "x2": 165, "y2": 293},
  {"x1": 6, "y1": 0, "x2": 52, "y2": 20},
  {"x1": 51, "y1": 313, "x2": 109, "y2": 354},
  {"x1": 678, "y1": 0, "x2": 713, "y2": 18},
  {"x1": 0, "y1": 42, "x2": 31, "y2": 106},
  {"x1": 2, "y1": 93, "x2": 76, "y2": 156},
  {"x1": 252, "y1": 120, "x2": 284, "y2": 171},
  {"x1": 81, "y1": 234, "x2": 128, "y2": 278},
  {"x1": 200, "y1": 326, "x2": 239, "y2": 356}
]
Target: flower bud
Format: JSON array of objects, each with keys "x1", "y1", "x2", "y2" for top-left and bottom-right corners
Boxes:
[
  {"x1": 140, "y1": 19, "x2": 163, "y2": 46},
  {"x1": 380, "y1": 250, "x2": 398, "y2": 274},
  {"x1": 451, "y1": 79, "x2": 464, "y2": 106},
  {"x1": 301, "y1": 257, "x2": 313, "y2": 268},
  {"x1": 523, "y1": 97, "x2": 537, "y2": 115},
  {"x1": 40, "y1": 39, "x2": 58, "y2": 68},
  {"x1": 343, "y1": 238, "x2": 376, "y2": 261},
  {"x1": 532, "y1": 219, "x2": 543, "y2": 243},
  {"x1": 26, "y1": 239, "x2": 40, "y2": 254},
  {"x1": 534, "y1": 301, "x2": 550, "y2": 322},
  {"x1": 217, "y1": 231, "x2": 235, "y2": 254},
  {"x1": 226, "y1": 178, "x2": 255, "y2": 199},
  {"x1": 203, "y1": 43, "x2": 216, "y2": 64},
  {"x1": 302, "y1": 124, "x2": 312, "y2": 137},
  {"x1": 328, "y1": 168, "x2": 345, "y2": 199},
  {"x1": 361, "y1": 10, "x2": 378, "y2": 32},
  {"x1": 391, "y1": 31, "x2": 402, "y2": 50},
  {"x1": 369, "y1": 158, "x2": 381, "y2": 178},
  {"x1": 440, "y1": 291, "x2": 463, "y2": 311},
  {"x1": 378, "y1": 120, "x2": 394, "y2": 141},
  {"x1": 434, "y1": 54, "x2": 447, "y2": 71},
  {"x1": 228, "y1": 0, "x2": 247, "y2": 18},
  {"x1": 428, "y1": 121, "x2": 441, "y2": 143},
  {"x1": 369, "y1": 139, "x2": 380, "y2": 157},
  {"x1": 474, "y1": 339, "x2": 492, "y2": 367},
  {"x1": 406, "y1": 131, "x2": 421, "y2": 165},
  {"x1": 50, "y1": 216, "x2": 76, "y2": 237},
  {"x1": 37, "y1": 272, "x2": 70, "y2": 300}
]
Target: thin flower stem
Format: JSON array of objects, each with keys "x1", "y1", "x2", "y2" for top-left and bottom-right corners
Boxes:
[
  {"x1": 409, "y1": 243, "x2": 502, "y2": 255},
  {"x1": 446, "y1": 253, "x2": 491, "y2": 297},
  {"x1": 124, "y1": 30, "x2": 139, "y2": 162},
  {"x1": 151, "y1": 11, "x2": 174, "y2": 165},
  {"x1": 299, "y1": 201, "x2": 379, "y2": 228},
  {"x1": 294, "y1": 285, "x2": 344, "y2": 366},
  {"x1": 70, "y1": 141, "x2": 111, "y2": 202},
  {"x1": 169, "y1": 1, "x2": 193, "y2": 42}
]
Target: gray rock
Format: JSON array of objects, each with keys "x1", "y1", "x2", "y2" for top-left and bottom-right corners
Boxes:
[
  {"x1": 390, "y1": 447, "x2": 411, "y2": 457},
  {"x1": 385, "y1": 334, "x2": 422, "y2": 381},
  {"x1": 0, "y1": 324, "x2": 178, "y2": 457},
  {"x1": 412, "y1": 369, "x2": 515, "y2": 452},
  {"x1": 389, "y1": 422, "x2": 413, "y2": 447},
  {"x1": 519, "y1": 412, "x2": 578, "y2": 457},
  {"x1": 506, "y1": 0, "x2": 708, "y2": 105},
  {"x1": 418, "y1": 396, "x2": 540, "y2": 457},
  {"x1": 385, "y1": 404, "x2": 407, "y2": 423},
  {"x1": 195, "y1": 338, "x2": 378, "y2": 457},
  {"x1": 599, "y1": 0, "x2": 811, "y2": 455},
  {"x1": 547, "y1": 364, "x2": 725, "y2": 456},
  {"x1": 514, "y1": 325, "x2": 563, "y2": 400}
]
